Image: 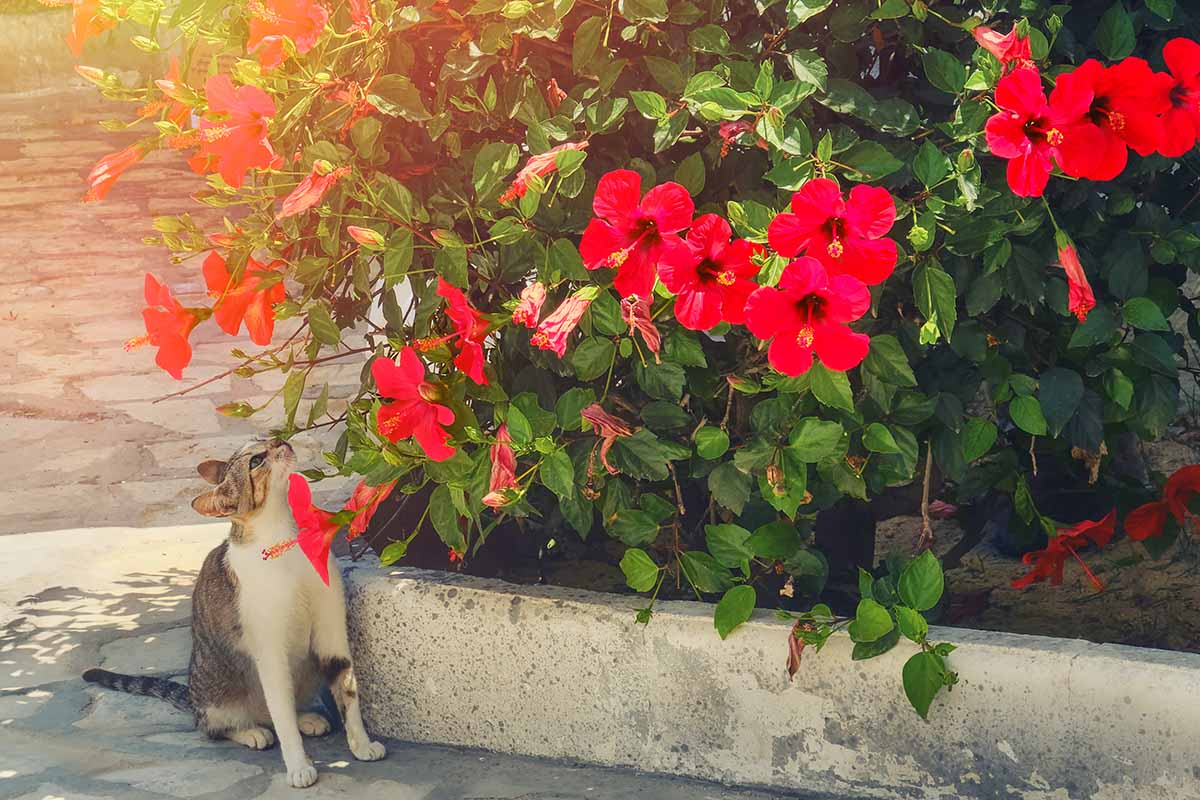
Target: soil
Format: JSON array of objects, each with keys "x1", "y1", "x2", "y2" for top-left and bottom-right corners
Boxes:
[{"x1": 362, "y1": 433, "x2": 1200, "y2": 655}]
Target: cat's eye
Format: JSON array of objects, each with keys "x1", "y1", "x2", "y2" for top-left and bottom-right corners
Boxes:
[{"x1": 249, "y1": 453, "x2": 266, "y2": 469}]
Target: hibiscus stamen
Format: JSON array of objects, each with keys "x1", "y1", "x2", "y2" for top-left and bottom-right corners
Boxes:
[
  {"x1": 1046, "y1": 128, "x2": 1064, "y2": 146},
  {"x1": 262, "y1": 538, "x2": 298, "y2": 560},
  {"x1": 123, "y1": 335, "x2": 150, "y2": 352},
  {"x1": 1105, "y1": 110, "x2": 1126, "y2": 132},
  {"x1": 414, "y1": 333, "x2": 456, "y2": 351},
  {"x1": 1064, "y1": 543, "x2": 1104, "y2": 592},
  {"x1": 826, "y1": 238, "x2": 844, "y2": 259},
  {"x1": 201, "y1": 125, "x2": 234, "y2": 142},
  {"x1": 716, "y1": 270, "x2": 737, "y2": 286},
  {"x1": 796, "y1": 325, "x2": 815, "y2": 348}
]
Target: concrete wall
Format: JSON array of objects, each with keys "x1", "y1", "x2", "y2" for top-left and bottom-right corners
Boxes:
[{"x1": 345, "y1": 559, "x2": 1200, "y2": 800}]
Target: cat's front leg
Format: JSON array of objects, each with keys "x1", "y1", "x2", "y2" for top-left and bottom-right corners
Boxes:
[{"x1": 256, "y1": 651, "x2": 317, "y2": 788}]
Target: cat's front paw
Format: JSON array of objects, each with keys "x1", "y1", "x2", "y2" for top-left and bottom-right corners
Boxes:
[
  {"x1": 351, "y1": 739, "x2": 387, "y2": 761},
  {"x1": 287, "y1": 763, "x2": 319, "y2": 789}
]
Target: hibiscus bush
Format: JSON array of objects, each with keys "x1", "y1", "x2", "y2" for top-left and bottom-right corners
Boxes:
[{"x1": 75, "y1": 0, "x2": 1200, "y2": 718}]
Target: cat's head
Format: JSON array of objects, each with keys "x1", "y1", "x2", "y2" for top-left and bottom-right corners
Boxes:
[{"x1": 191, "y1": 438, "x2": 296, "y2": 519}]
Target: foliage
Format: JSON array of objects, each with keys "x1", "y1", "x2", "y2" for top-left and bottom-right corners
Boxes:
[{"x1": 77, "y1": 0, "x2": 1200, "y2": 719}]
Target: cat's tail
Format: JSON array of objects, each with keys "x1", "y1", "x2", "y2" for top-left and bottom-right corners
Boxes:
[{"x1": 82, "y1": 668, "x2": 192, "y2": 713}]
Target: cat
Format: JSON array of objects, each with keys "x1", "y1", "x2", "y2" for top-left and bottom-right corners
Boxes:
[{"x1": 82, "y1": 438, "x2": 385, "y2": 789}]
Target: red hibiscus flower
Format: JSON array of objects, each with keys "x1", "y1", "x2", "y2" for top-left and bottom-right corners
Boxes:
[
  {"x1": 1125, "y1": 465, "x2": 1200, "y2": 540},
  {"x1": 984, "y1": 68, "x2": 1102, "y2": 197},
  {"x1": 512, "y1": 282, "x2": 546, "y2": 328},
  {"x1": 202, "y1": 251, "x2": 286, "y2": 346},
  {"x1": 1158, "y1": 38, "x2": 1200, "y2": 158},
  {"x1": 972, "y1": 24, "x2": 1033, "y2": 71},
  {"x1": 742, "y1": 257, "x2": 871, "y2": 376},
  {"x1": 428, "y1": 278, "x2": 490, "y2": 385},
  {"x1": 481, "y1": 424, "x2": 518, "y2": 508},
  {"x1": 348, "y1": 0, "x2": 372, "y2": 32},
  {"x1": 287, "y1": 473, "x2": 341, "y2": 585},
  {"x1": 531, "y1": 289, "x2": 593, "y2": 357},
  {"x1": 188, "y1": 75, "x2": 280, "y2": 189},
  {"x1": 621, "y1": 295, "x2": 661, "y2": 362},
  {"x1": 130, "y1": 274, "x2": 203, "y2": 380},
  {"x1": 1050, "y1": 59, "x2": 1172, "y2": 180},
  {"x1": 581, "y1": 403, "x2": 634, "y2": 475},
  {"x1": 373, "y1": 347, "x2": 457, "y2": 461},
  {"x1": 498, "y1": 141, "x2": 588, "y2": 203},
  {"x1": 1011, "y1": 510, "x2": 1116, "y2": 591},
  {"x1": 82, "y1": 143, "x2": 148, "y2": 203},
  {"x1": 247, "y1": 0, "x2": 329, "y2": 69},
  {"x1": 1055, "y1": 233, "x2": 1096, "y2": 322},
  {"x1": 65, "y1": 0, "x2": 115, "y2": 57},
  {"x1": 766, "y1": 178, "x2": 897, "y2": 286},
  {"x1": 278, "y1": 164, "x2": 349, "y2": 219},
  {"x1": 659, "y1": 213, "x2": 762, "y2": 331},
  {"x1": 579, "y1": 169, "x2": 694, "y2": 299},
  {"x1": 344, "y1": 479, "x2": 396, "y2": 540}
]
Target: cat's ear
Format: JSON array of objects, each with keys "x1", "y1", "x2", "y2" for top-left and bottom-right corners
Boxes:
[
  {"x1": 197, "y1": 460, "x2": 227, "y2": 485},
  {"x1": 191, "y1": 488, "x2": 237, "y2": 518}
]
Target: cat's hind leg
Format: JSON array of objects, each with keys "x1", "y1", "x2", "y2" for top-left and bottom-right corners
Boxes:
[{"x1": 199, "y1": 704, "x2": 276, "y2": 750}]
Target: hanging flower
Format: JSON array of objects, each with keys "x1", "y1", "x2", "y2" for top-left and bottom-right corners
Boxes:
[
  {"x1": 581, "y1": 404, "x2": 634, "y2": 475},
  {"x1": 287, "y1": 473, "x2": 341, "y2": 585},
  {"x1": 343, "y1": 480, "x2": 396, "y2": 540},
  {"x1": 347, "y1": 225, "x2": 385, "y2": 248},
  {"x1": 433, "y1": 278, "x2": 490, "y2": 385},
  {"x1": 1125, "y1": 465, "x2": 1200, "y2": 540},
  {"x1": 498, "y1": 141, "x2": 588, "y2": 203},
  {"x1": 481, "y1": 425, "x2": 518, "y2": 508},
  {"x1": 82, "y1": 143, "x2": 148, "y2": 203},
  {"x1": 1011, "y1": 510, "x2": 1116, "y2": 591},
  {"x1": 128, "y1": 274, "x2": 204, "y2": 380},
  {"x1": 1157, "y1": 38, "x2": 1200, "y2": 158},
  {"x1": 530, "y1": 290, "x2": 593, "y2": 357},
  {"x1": 658, "y1": 213, "x2": 762, "y2": 331},
  {"x1": 621, "y1": 295, "x2": 661, "y2": 362},
  {"x1": 972, "y1": 24, "x2": 1033, "y2": 71},
  {"x1": 202, "y1": 251, "x2": 286, "y2": 346},
  {"x1": 1055, "y1": 233, "x2": 1096, "y2": 323},
  {"x1": 1050, "y1": 58, "x2": 1172, "y2": 180},
  {"x1": 766, "y1": 178, "x2": 897, "y2": 285},
  {"x1": 579, "y1": 169, "x2": 694, "y2": 299},
  {"x1": 512, "y1": 282, "x2": 547, "y2": 328},
  {"x1": 742, "y1": 257, "x2": 871, "y2": 376},
  {"x1": 188, "y1": 75, "x2": 280, "y2": 189},
  {"x1": 544, "y1": 78, "x2": 567, "y2": 110},
  {"x1": 65, "y1": 0, "x2": 115, "y2": 57},
  {"x1": 247, "y1": 0, "x2": 330, "y2": 69},
  {"x1": 372, "y1": 347, "x2": 457, "y2": 461},
  {"x1": 984, "y1": 68, "x2": 1102, "y2": 197},
  {"x1": 348, "y1": 0, "x2": 373, "y2": 32},
  {"x1": 278, "y1": 164, "x2": 349, "y2": 219}
]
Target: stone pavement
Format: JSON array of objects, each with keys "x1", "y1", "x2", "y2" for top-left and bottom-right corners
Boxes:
[
  {"x1": 0, "y1": 82, "x2": 359, "y2": 535},
  {"x1": 0, "y1": 525, "x2": 798, "y2": 800}
]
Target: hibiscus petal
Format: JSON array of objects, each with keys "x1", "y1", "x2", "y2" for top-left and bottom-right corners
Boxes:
[
  {"x1": 844, "y1": 185, "x2": 896, "y2": 239},
  {"x1": 743, "y1": 286, "x2": 793, "y2": 340},
  {"x1": 241, "y1": 293, "x2": 277, "y2": 346},
  {"x1": 767, "y1": 333, "x2": 815, "y2": 376},
  {"x1": 766, "y1": 212, "x2": 817, "y2": 258},
  {"x1": 1165, "y1": 37, "x2": 1200, "y2": 83},
  {"x1": 579, "y1": 218, "x2": 633, "y2": 270},
  {"x1": 995, "y1": 68, "x2": 1047, "y2": 116},
  {"x1": 831, "y1": 236, "x2": 897, "y2": 285},
  {"x1": 1006, "y1": 149, "x2": 1053, "y2": 197},
  {"x1": 1158, "y1": 107, "x2": 1198, "y2": 158},
  {"x1": 373, "y1": 352, "x2": 418, "y2": 402},
  {"x1": 612, "y1": 246, "x2": 660, "y2": 299},
  {"x1": 776, "y1": 256, "x2": 827, "y2": 296},
  {"x1": 640, "y1": 181, "x2": 695, "y2": 233},
  {"x1": 592, "y1": 169, "x2": 642, "y2": 223},
  {"x1": 822, "y1": 274, "x2": 871, "y2": 323},
  {"x1": 791, "y1": 178, "x2": 844, "y2": 219},
  {"x1": 985, "y1": 112, "x2": 1032, "y2": 159},
  {"x1": 813, "y1": 324, "x2": 869, "y2": 371},
  {"x1": 414, "y1": 416, "x2": 457, "y2": 462},
  {"x1": 1049, "y1": 66, "x2": 1097, "y2": 124},
  {"x1": 673, "y1": 285, "x2": 724, "y2": 331},
  {"x1": 656, "y1": 235, "x2": 701, "y2": 294},
  {"x1": 1125, "y1": 501, "x2": 1169, "y2": 541},
  {"x1": 154, "y1": 334, "x2": 192, "y2": 380},
  {"x1": 687, "y1": 213, "x2": 733, "y2": 260},
  {"x1": 719, "y1": 279, "x2": 756, "y2": 325}
]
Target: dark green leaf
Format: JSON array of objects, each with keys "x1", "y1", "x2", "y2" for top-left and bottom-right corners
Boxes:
[
  {"x1": 705, "y1": 523, "x2": 753, "y2": 568},
  {"x1": 747, "y1": 521, "x2": 801, "y2": 560},
  {"x1": 848, "y1": 598, "x2": 894, "y2": 643},
  {"x1": 709, "y1": 461, "x2": 752, "y2": 514},
  {"x1": 714, "y1": 585, "x2": 757, "y2": 639},
  {"x1": 903, "y1": 651, "x2": 945, "y2": 719},
  {"x1": 809, "y1": 364, "x2": 855, "y2": 412},
  {"x1": 788, "y1": 418, "x2": 844, "y2": 461},
  {"x1": 572, "y1": 337, "x2": 615, "y2": 381},
  {"x1": 608, "y1": 508, "x2": 660, "y2": 546},
  {"x1": 1009, "y1": 396, "x2": 1048, "y2": 436},
  {"x1": 898, "y1": 551, "x2": 944, "y2": 611},
  {"x1": 679, "y1": 551, "x2": 735, "y2": 594},
  {"x1": 696, "y1": 426, "x2": 731, "y2": 459},
  {"x1": 540, "y1": 449, "x2": 575, "y2": 500}
]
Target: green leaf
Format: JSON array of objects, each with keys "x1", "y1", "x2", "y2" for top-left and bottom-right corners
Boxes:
[
  {"x1": 785, "y1": 49, "x2": 827, "y2": 91},
  {"x1": 429, "y1": 484, "x2": 466, "y2": 554},
  {"x1": 898, "y1": 551, "x2": 944, "y2": 611},
  {"x1": 1103, "y1": 368, "x2": 1133, "y2": 410},
  {"x1": 622, "y1": 0, "x2": 668, "y2": 21},
  {"x1": 863, "y1": 423, "x2": 901, "y2": 454},
  {"x1": 913, "y1": 261, "x2": 957, "y2": 342},
  {"x1": 572, "y1": 337, "x2": 615, "y2": 381},
  {"x1": 675, "y1": 152, "x2": 706, "y2": 195},
  {"x1": 688, "y1": 24, "x2": 730, "y2": 53},
  {"x1": 840, "y1": 141, "x2": 903, "y2": 180},
  {"x1": 679, "y1": 550, "x2": 735, "y2": 594},
  {"x1": 378, "y1": 540, "x2": 409, "y2": 566},
  {"x1": 864, "y1": 335, "x2": 917, "y2": 387},
  {"x1": 283, "y1": 369, "x2": 305, "y2": 425},
  {"x1": 554, "y1": 387, "x2": 595, "y2": 431},
  {"x1": 620, "y1": 548, "x2": 660, "y2": 591},
  {"x1": 922, "y1": 49, "x2": 966, "y2": 94},
  {"x1": 644, "y1": 56, "x2": 685, "y2": 93},
  {"x1": 1010, "y1": 396, "x2": 1049, "y2": 434},
  {"x1": 367, "y1": 74, "x2": 431, "y2": 120},
  {"x1": 869, "y1": 0, "x2": 908, "y2": 19},
  {"x1": 787, "y1": 0, "x2": 832, "y2": 24},
  {"x1": 1123, "y1": 297, "x2": 1171, "y2": 331},
  {"x1": 714, "y1": 585, "x2": 757, "y2": 639},
  {"x1": 848, "y1": 598, "x2": 894, "y2": 643},
  {"x1": 472, "y1": 142, "x2": 519, "y2": 198},
  {"x1": 961, "y1": 417, "x2": 998, "y2": 462},
  {"x1": 608, "y1": 508, "x2": 660, "y2": 546},
  {"x1": 1146, "y1": 0, "x2": 1175, "y2": 21},
  {"x1": 896, "y1": 606, "x2": 928, "y2": 644},
  {"x1": 307, "y1": 303, "x2": 341, "y2": 345},
  {"x1": 634, "y1": 360, "x2": 686, "y2": 401},
  {"x1": 851, "y1": 627, "x2": 900, "y2": 660},
  {"x1": 788, "y1": 418, "x2": 844, "y2": 461},
  {"x1": 809, "y1": 363, "x2": 855, "y2": 412},
  {"x1": 609, "y1": 429, "x2": 671, "y2": 481},
  {"x1": 630, "y1": 90, "x2": 668, "y2": 119},
  {"x1": 705, "y1": 523, "x2": 753, "y2": 568},
  {"x1": 434, "y1": 246, "x2": 468, "y2": 288},
  {"x1": 540, "y1": 449, "x2": 575, "y2": 500},
  {"x1": 1039, "y1": 367, "x2": 1084, "y2": 438},
  {"x1": 1094, "y1": 3, "x2": 1135, "y2": 60},
  {"x1": 652, "y1": 112, "x2": 687, "y2": 152},
  {"x1": 695, "y1": 426, "x2": 731, "y2": 459},
  {"x1": 747, "y1": 521, "x2": 801, "y2": 560},
  {"x1": 663, "y1": 328, "x2": 707, "y2": 367},
  {"x1": 913, "y1": 141, "x2": 950, "y2": 189},
  {"x1": 572, "y1": 15, "x2": 605, "y2": 74},
  {"x1": 709, "y1": 461, "x2": 752, "y2": 514},
  {"x1": 903, "y1": 651, "x2": 945, "y2": 719}
]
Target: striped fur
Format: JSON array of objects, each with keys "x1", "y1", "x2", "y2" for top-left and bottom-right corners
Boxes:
[{"x1": 81, "y1": 668, "x2": 192, "y2": 712}]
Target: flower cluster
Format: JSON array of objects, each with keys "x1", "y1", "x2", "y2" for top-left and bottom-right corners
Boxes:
[{"x1": 281, "y1": 474, "x2": 396, "y2": 584}]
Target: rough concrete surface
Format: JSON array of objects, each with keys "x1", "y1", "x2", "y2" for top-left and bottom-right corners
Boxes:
[
  {"x1": 0, "y1": 525, "x2": 803, "y2": 800},
  {"x1": 346, "y1": 560, "x2": 1200, "y2": 800}
]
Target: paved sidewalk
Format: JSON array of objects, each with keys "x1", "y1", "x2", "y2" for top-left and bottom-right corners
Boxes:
[
  {"x1": 0, "y1": 82, "x2": 357, "y2": 536},
  {"x1": 0, "y1": 526, "x2": 798, "y2": 800}
]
